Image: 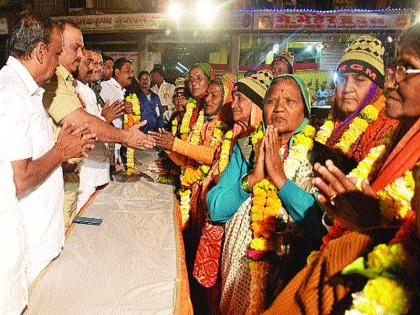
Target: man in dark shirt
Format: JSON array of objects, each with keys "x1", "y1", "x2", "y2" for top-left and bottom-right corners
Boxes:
[{"x1": 137, "y1": 71, "x2": 164, "y2": 134}]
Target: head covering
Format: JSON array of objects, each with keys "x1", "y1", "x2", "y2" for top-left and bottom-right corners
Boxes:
[
  {"x1": 236, "y1": 70, "x2": 273, "y2": 109},
  {"x1": 174, "y1": 77, "x2": 186, "y2": 95},
  {"x1": 268, "y1": 74, "x2": 311, "y2": 118},
  {"x1": 220, "y1": 72, "x2": 237, "y2": 85},
  {"x1": 337, "y1": 35, "x2": 385, "y2": 87},
  {"x1": 272, "y1": 49, "x2": 294, "y2": 73},
  {"x1": 220, "y1": 76, "x2": 234, "y2": 105},
  {"x1": 190, "y1": 62, "x2": 215, "y2": 81}
]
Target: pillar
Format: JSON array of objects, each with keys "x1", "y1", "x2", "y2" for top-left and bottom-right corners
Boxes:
[{"x1": 228, "y1": 34, "x2": 240, "y2": 75}]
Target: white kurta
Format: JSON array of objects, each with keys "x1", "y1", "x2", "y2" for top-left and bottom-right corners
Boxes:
[
  {"x1": 0, "y1": 56, "x2": 64, "y2": 285},
  {"x1": 152, "y1": 81, "x2": 175, "y2": 124},
  {"x1": 151, "y1": 81, "x2": 175, "y2": 110},
  {"x1": 0, "y1": 161, "x2": 27, "y2": 315},
  {"x1": 75, "y1": 81, "x2": 110, "y2": 210},
  {"x1": 100, "y1": 78, "x2": 125, "y2": 163}
]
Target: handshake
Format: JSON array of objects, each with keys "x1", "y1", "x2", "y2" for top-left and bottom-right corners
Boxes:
[{"x1": 54, "y1": 119, "x2": 158, "y2": 163}]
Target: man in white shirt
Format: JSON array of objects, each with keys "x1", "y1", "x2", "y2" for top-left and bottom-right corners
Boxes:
[
  {"x1": 0, "y1": 161, "x2": 26, "y2": 315},
  {"x1": 100, "y1": 57, "x2": 137, "y2": 164},
  {"x1": 150, "y1": 67, "x2": 175, "y2": 123},
  {"x1": 75, "y1": 48, "x2": 112, "y2": 210},
  {"x1": 0, "y1": 14, "x2": 95, "y2": 293}
]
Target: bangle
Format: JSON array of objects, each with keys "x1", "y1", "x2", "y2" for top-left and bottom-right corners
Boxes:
[
  {"x1": 241, "y1": 175, "x2": 251, "y2": 193},
  {"x1": 54, "y1": 143, "x2": 66, "y2": 160}
]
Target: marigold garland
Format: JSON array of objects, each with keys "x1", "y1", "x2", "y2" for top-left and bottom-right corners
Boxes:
[
  {"x1": 284, "y1": 125, "x2": 316, "y2": 179},
  {"x1": 347, "y1": 144, "x2": 387, "y2": 189},
  {"x1": 179, "y1": 118, "x2": 226, "y2": 188},
  {"x1": 178, "y1": 188, "x2": 191, "y2": 227},
  {"x1": 345, "y1": 277, "x2": 411, "y2": 315},
  {"x1": 315, "y1": 115, "x2": 334, "y2": 144},
  {"x1": 123, "y1": 93, "x2": 140, "y2": 176},
  {"x1": 218, "y1": 130, "x2": 233, "y2": 173},
  {"x1": 190, "y1": 109, "x2": 205, "y2": 145},
  {"x1": 178, "y1": 115, "x2": 227, "y2": 228},
  {"x1": 315, "y1": 95, "x2": 386, "y2": 155},
  {"x1": 342, "y1": 225, "x2": 417, "y2": 315},
  {"x1": 179, "y1": 98, "x2": 197, "y2": 138},
  {"x1": 377, "y1": 168, "x2": 415, "y2": 221},
  {"x1": 171, "y1": 116, "x2": 178, "y2": 136},
  {"x1": 246, "y1": 123, "x2": 316, "y2": 313}
]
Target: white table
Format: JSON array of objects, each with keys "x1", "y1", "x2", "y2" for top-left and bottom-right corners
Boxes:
[{"x1": 26, "y1": 177, "x2": 184, "y2": 315}]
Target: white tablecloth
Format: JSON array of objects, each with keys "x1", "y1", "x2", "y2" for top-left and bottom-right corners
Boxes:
[{"x1": 26, "y1": 178, "x2": 179, "y2": 315}]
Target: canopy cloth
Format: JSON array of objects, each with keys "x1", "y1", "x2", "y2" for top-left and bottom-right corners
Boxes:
[{"x1": 25, "y1": 175, "x2": 192, "y2": 314}]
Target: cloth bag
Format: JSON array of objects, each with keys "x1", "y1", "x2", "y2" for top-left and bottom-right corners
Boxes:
[{"x1": 192, "y1": 220, "x2": 225, "y2": 287}]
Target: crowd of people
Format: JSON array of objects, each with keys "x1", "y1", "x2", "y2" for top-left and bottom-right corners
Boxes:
[{"x1": 0, "y1": 12, "x2": 419, "y2": 315}]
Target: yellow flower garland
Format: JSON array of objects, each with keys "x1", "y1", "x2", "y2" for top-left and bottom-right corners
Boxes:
[
  {"x1": 178, "y1": 188, "x2": 191, "y2": 227},
  {"x1": 178, "y1": 115, "x2": 227, "y2": 228},
  {"x1": 124, "y1": 93, "x2": 140, "y2": 176},
  {"x1": 346, "y1": 127, "x2": 395, "y2": 188},
  {"x1": 218, "y1": 130, "x2": 233, "y2": 173},
  {"x1": 347, "y1": 144, "x2": 387, "y2": 189},
  {"x1": 315, "y1": 95, "x2": 386, "y2": 154},
  {"x1": 179, "y1": 98, "x2": 197, "y2": 139},
  {"x1": 180, "y1": 118, "x2": 226, "y2": 187},
  {"x1": 348, "y1": 277, "x2": 411, "y2": 315},
  {"x1": 284, "y1": 125, "x2": 316, "y2": 179},
  {"x1": 347, "y1": 139, "x2": 416, "y2": 221},
  {"x1": 248, "y1": 125, "x2": 316, "y2": 255},
  {"x1": 377, "y1": 169, "x2": 415, "y2": 221},
  {"x1": 171, "y1": 116, "x2": 178, "y2": 136},
  {"x1": 246, "y1": 124, "x2": 316, "y2": 314},
  {"x1": 315, "y1": 115, "x2": 334, "y2": 144},
  {"x1": 343, "y1": 242, "x2": 413, "y2": 315},
  {"x1": 190, "y1": 109, "x2": 205, "y2": 145}
]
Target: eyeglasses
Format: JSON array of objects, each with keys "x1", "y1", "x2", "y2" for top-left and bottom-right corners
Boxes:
[{"x1": 386, "y1": 65, "x2": 420, "y2": 84}]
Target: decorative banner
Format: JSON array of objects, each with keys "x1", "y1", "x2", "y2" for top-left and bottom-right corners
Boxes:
[
  {"x1": 54, "y1": 13, "x2": 165, "y2": 33},
  {"x1": 254, "y1": 10, "x2": 413, "y2": 31},
  {"x1": 0, "y1": 10, "x2": 413, "y2": 35},
  {"x1": 53, "y1": 12, "x2": 252, "y2": 33},
  {"x1": 0, "y1": 17, "x2": 8, "y2": 35},
  {"x1": 227, "y1": 12, "x2": 254, "y2": 30}
]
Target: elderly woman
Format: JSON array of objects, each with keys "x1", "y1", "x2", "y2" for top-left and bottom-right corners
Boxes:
[
  {"x1": 312, "y1": 35, "x2": 401, "y2": 249},
  {"x1": 150, "y1": 63, "x2": 220, "y2": 166},
  {"x1": 192, "y1": 71, "x2": 272, "y2": 313},
  {"x1": 152, "y1": 74, "x2": 233, "y2": 311},
  {"x1": 265, "y1": 23, "x2": 420, "y2": 315},
  {"x1": 207, "y1": 74, "x2": 324, "y2": 314},
  {"x1": 271, "y1": 49, "x2": 294, "y2": 77},
  {"x1": 316, "y1": 35, "x2": 398, "y2": 164}
]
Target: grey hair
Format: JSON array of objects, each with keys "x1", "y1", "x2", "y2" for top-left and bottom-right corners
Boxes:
[
  {"x1": 397, "y1": 23, "x2": 420, "y2": 58},
  {"x1": 9, "y1": 14, "x2": 57, "y2": 59}
]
